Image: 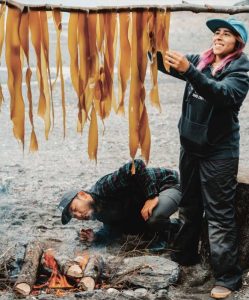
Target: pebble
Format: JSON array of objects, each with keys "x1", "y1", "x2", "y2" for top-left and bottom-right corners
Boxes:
[
  {"x1": 134, "y1": 288, "x2": 148, "y2": 297},
  {"x1": 122, "y1": 290, "x2": 135, "y2": 297},
  {"x1": 156, "y1": 289, "x2": 170, "y2": 300},
  {"x1": 107, "y1": 288, "x2": 119, "y2": 295}
]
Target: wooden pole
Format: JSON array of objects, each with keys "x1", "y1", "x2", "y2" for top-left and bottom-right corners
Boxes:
[{"x1": 0, "y1": 1, "x2": 249, "y2": 15}]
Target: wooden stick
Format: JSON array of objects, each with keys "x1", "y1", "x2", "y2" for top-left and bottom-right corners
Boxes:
[
  {"x1": 0, "y1": 1, "x2": 249, "y2": 15},
  {"x1": 78, "y1": 254, "x2": 105, "y2": 291},
  {"x1": 14, "y1": 241, "x2": 43, "y2": 297}
]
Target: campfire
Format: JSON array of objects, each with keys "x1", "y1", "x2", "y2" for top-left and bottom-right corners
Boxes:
[
  {"x1": 12, "y1": 239, "x2": 179, "y2": 298},
  {"x1": 14, "y1": 242, "x2": 104, "y2": 297}
]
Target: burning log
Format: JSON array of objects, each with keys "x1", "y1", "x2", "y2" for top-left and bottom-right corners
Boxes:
[
  {"x1": 79, "y1": 254, "x2": 105, "y2": 291},
  {"x1": 42, "y1": 249, "x2": 89, "y2": 279},
  {"x1": 14, "y1": 241, "x2": 43, "y2": 297}
]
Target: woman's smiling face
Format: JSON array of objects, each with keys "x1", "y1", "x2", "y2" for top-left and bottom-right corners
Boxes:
[{"x1": 212, "y1": 28, "x2": 237, "y2": 58}]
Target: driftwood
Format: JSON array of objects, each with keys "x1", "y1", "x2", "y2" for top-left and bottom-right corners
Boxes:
[
  {"x1": 201, "y1": 167, "x2": 249, "y2": 269},
  {"x1": 0, "y1": 1, "x2": 249, "y2": 14},
  {"x1": 42, "y1": 250, "x2": 89, "y2": 279},
  {"x1": 79, "y1": 255, "x2": 105, "y2": 291},
  {"x1": 14, "y1": 241, "x2": 43, "y2": 297}
]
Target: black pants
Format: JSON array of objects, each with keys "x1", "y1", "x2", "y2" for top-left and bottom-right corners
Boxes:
[{"x1": 173, "y1": 148, "x2": 242, "y2": 290}]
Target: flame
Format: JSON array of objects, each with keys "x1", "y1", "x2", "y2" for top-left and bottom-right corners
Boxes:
[{"x1": 43, "y1": 251, "x2": 72, "y2": 289}]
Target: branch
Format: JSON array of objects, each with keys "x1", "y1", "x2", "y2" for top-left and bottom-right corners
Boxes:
[{"x1": 0, "y1": 1, "x2": 249, "y2": 15}]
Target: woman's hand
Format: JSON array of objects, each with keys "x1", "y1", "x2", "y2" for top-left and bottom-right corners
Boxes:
[
  {"x1": 141, "y1": 197, "x2": 159, "y2": 221},
  {"x1": 164, "y1": 50, "x2": 190, "y2": 73}
]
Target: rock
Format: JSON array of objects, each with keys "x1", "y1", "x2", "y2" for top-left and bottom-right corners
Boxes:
[
  {"x1": 113, "y1": 256, "x2": 179, "y2": 290},
  {"x1": 155, "y1": 289, "x2": 170, "y2": 300},
  {"x1": 122, "y1": 290, "x2": 135, "y2": 297},
  {"x1": 107, "y1": 288, "x2": 119, "y2": 295},
  {"x1": 134, "y1": 288, "x2": 148, "y2": 297}
]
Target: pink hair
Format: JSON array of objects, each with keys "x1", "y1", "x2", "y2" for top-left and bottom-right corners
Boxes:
[{"x1": 197, "y1": 35, "x2": 245, "y2": 76}]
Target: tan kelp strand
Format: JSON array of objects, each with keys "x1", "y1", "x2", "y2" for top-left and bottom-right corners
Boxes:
[
  {"x1": 148, "y1": 11, "x2": 161, "y2": 111},
  {"x1": 1, "y1": 8, "x2": 171, "y2": 162},
  {"x1": 40, "y1": 11, "x2": 54, "y2": 130},
  {"x1": 88, "y1": 106, "x2": 98, "y2": 161},
  {"x1": 129, "y1": 12, "x2": 144, "y2": 161},
  {"x1": 78, "y1": 12, "x2": 90, "y2": 130},
  {"x1": 19, "y1": 11, "x2": 38, "y2": 152},
  {"x1": 5, "y1": 7, "x2": 25, "y2": 148},
  {"x1": 118, "y1": 12, "x2": 131, "y2": 115},
  {"x1": 29, "y1": 11, "x2": 53, "y2": 139},
  {"x1": 53, "y1": 10, "x2": 66, "y2": 138},
  {"x1": 0, "y1": 4, "x2": 5, "y2": 110},
  {"x1": 102, "y1": 12, "x2": 117, "y2": 117}
]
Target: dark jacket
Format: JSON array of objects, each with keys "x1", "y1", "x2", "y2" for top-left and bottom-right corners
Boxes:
[
  {"x1": 87, "y1": 159, "x2": 179, "y2": 226},
  {"x1": 157, "y1": 52, "x2": 249, "y2": 158}
]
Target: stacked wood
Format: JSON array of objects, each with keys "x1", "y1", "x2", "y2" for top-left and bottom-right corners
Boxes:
[
  {"x1": 14, "y1": 241, "x2": 43, "y2": 297},
  {"x1": 79, "y1": 254, "x2": 105, "y2": 291},
  {"x1": 41, "y1": 249, "x2": 89, "y2": 279}
]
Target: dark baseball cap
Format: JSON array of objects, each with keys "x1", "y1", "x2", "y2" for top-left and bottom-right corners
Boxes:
[
  {"x1": 206, "y1": 17, "x2": 248, "y2": 44},
  {"x1": 58, "y1": 189, "x2": 79, "y2": 225}
]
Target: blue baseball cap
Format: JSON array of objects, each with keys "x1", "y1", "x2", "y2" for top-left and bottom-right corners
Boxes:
[{"x1": 206, "y1": 17, "x2": 248, "y2": 44}]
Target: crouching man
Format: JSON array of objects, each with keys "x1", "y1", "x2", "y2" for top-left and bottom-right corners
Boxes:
[{"x1": 58, "y1": 159, "x2": 181, "y2": 247}]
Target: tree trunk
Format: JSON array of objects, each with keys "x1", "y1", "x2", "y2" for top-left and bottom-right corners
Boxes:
[{"x1": 14, "y1": 241, "x2": 43, "y2": 297}]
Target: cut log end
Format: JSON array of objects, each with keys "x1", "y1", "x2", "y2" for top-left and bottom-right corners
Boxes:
[
  {"x1": 67, "y1": 264, "x2": 83, "y2": 278},
  {"x1": 14, "y1": 282, "x2": 31, "y2": 296},
  {"x1": 79, "y1": 276, "x2": 95, "y2": 291}
]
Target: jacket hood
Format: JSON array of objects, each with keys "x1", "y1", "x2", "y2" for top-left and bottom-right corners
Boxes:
[{"x1": 221, "y1": 52, "x2": 249, "y2": 75}]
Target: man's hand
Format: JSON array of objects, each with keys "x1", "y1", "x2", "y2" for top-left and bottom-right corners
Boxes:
[
  {"x1": 79, "y1": 228, "x2": 95, "y2": 243},
  {"x1": 141, "y1": 197, "x2": 159, "y2": 221},
  {"x1": 164, "y1": 50, "x2": 190, "y2": 73}
]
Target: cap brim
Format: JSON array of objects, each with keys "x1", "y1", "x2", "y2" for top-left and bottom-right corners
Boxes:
[
  {"x1": 206, "y1": 19, "x2": 239, "y2": 36},
  {"x1": 58, "y1": 189, "x2": 79, "y2": 225},
  {"x1": 61, "y1": 205, "x2": 72, "y2": 225}
]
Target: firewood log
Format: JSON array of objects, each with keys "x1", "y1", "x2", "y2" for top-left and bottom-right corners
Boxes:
[
  {"x1": 41, "y1": 249, "x2": 84, "y2": 279},
  {"x1": 14, "y1": 241, "x2": 43, "y2": 296},
  {"x1": 78, "y1": 254, "x2": 104, "y2": 291}
]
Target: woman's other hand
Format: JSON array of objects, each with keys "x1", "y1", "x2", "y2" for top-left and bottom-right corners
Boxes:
[{"x1": 164, "y1": 50, "x2": 190, "y2": 73}]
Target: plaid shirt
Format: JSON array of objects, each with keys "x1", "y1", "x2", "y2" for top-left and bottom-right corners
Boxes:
[{"x1": 87, "y1": 159, "x2": 179, "y2": 225}]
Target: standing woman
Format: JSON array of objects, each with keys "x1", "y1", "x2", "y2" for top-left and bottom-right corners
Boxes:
[{"x1": 157, "y1": 18, "x2": 249, "y2": 299}]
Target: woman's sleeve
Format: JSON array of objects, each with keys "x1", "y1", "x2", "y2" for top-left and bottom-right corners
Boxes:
[
  {"x1": 183, "y1": 63, "x2": 249, "y2": 107},
  {"x1": 156, "y1": 52, "x2": 200, "y2": 81}
]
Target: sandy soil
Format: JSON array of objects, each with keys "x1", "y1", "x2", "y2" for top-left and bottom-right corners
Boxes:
[{"x1": 0, "y1": 11, "x2": 249, "y2": 300}]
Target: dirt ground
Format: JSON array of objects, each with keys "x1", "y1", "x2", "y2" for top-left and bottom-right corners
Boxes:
[{"x1": 0, "y1": 11, "x2": 249, "y2": 300}]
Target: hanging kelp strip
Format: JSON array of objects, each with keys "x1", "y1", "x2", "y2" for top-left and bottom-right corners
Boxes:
[
  {"x1": 148, "y1": 10, "x2": 171, "y2": 111},
  {"x1": 5, "y1": 7, "x2": 25, "y2": 148},
  {"x1": 129, "y1": 11, "x2": 151, "y2": 164},
  {"x1": 2, "y1": 7, "x2": 171, "y2": 162},
  {"x1": 117, "y1": 12, "x2": 131, "y2": 116},
  {"x1": 29, "y1": 11, "x2": 53, "y2": 140},
  {"x1": 0, "y1": 4, "x2": 5, "y2": 110},
  {"x1": 102, "y1": 12, "x2": 117, "y2": 118},
  {"x1": 53, "y1": 10, "x2": 66, "y2": 138},
  {"x1": 19, "y1": 11, "x2": 38, "y2": 151}
]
